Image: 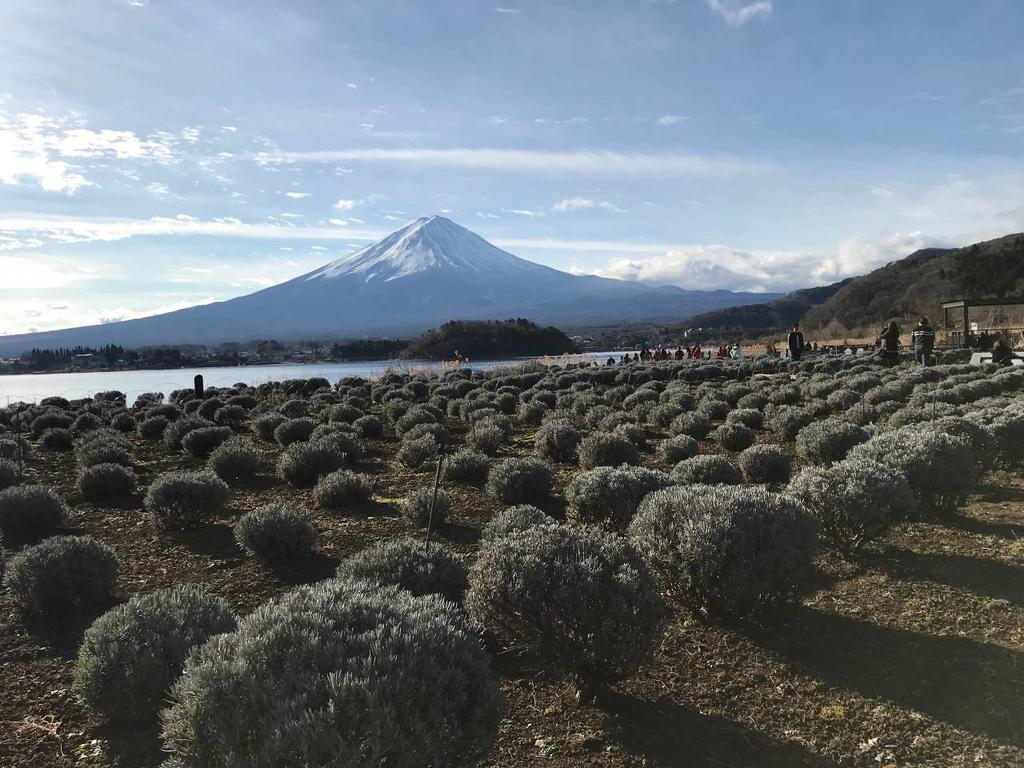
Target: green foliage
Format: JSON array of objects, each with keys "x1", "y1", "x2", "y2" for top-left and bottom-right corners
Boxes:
[
  {"x1": 338, "y1": 537, "x2": 468, "y2": 603},
  {"x1": 234, "y1": 504, "x2": 316, "y2": 560},
  {"x1": 565, "y1": 465, "x2": 672, "y2": 530},
  {"x1": 78, "y1": 463, "x2": 137, "y2": 502},
  {"x1": 278, "y1": 439, "x2": 349, "y2": 487},
  {"x1": 0, "y1": 485, "x2": 67, "y2": 534},
  {"x1": 629, "y1": 485, "x2": 817, "y2": 616},
  {"x1": 314, "y1": 469, "x2": 374, "y2": 509},
  {"x1": 3, "y1": 535, "x2": 117, "y2": 623},
  {"x1": 403, "y1": 486, "x2": 451, "y2": 528},
  {"x1": 161, "y1": 578, "x2": 503, "y2": 768},
  {"x1": 74, "y1": 585, "x2": 236, "y2": 722},
  {"x1": 467, "y1": 523, "x2": 662, "y2": 699},
  {"x1": 486, "y1": 457, "x2": 553, "y2": 504},
  {"x1": 789, "y1": 457, "x2": 915, "y2": 554},
  {"x1": 145, "y1": 471, "x2": 230, "y2": 531}
]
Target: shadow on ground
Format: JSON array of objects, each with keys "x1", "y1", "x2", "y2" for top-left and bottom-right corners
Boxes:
[
  {"x1": 607, "y1": 693, "x2": 838, "y2": 768},
  {"x1": 866, "y1": 547, "x2": 1024, "y2": 604},
  {"x1": 742, "y1": 604, "x2": 1024, "y2": 744}
]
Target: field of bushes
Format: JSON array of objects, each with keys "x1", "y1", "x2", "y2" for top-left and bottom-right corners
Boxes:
[{"x1": 1, "y1": 355, "x2": 1023, "y2": 767}]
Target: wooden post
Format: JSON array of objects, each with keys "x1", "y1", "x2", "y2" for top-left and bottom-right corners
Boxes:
[
  {"x1": 193, "y1": 374, "x2": 204, "y2": 399},
  {"x1": 424, "y1": 444, "x2": 447, "y2": 552}
]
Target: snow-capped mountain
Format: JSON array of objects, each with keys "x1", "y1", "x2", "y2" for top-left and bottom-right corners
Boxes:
[{"x1": 0, "y1": 216, "x2": 777, "y2": 354}]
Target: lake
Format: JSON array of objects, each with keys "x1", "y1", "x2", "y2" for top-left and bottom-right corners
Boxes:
[{"x1": 0, "y1": 352, "x2": 626, "y2": 405}]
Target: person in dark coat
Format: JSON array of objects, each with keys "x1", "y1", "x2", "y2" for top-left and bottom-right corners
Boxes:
[
  {"x1": 911, "y1": 317, "x2": 935, "y2": 365},
  {"x1": 992, "y1": 337, "x2": 1016, "y2": 366},
  {"x1": 879, "y1": 320, "x2": 901, "y2": 365},
  {"x1": 787, "y1": 324, "x2": 804, "y2": 361}
]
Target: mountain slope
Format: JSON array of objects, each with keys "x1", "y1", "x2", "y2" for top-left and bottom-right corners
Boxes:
[
  {"x1": 672, "y1": 278, "x2": 853, "y2": 334},
  {"x1": 0, "y1": 216, "x2": 778, "y2": 355},
  {"x1": 802, "y1": 233, "x2": 1024, "y2": 334}
]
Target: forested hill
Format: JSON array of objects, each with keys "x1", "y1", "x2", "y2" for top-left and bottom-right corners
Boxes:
[
  {"x1": 671, "y1": 279, "x2": 853, "y2": 335},
  {"x1": 400, "y1": 319, "x2": 577, "y2": 361},
  {"x1": 802, "y1": 233, "x2": 1024, "y2": 335}
]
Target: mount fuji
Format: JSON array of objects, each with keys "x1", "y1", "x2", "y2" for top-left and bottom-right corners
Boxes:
[{"x1": 0, "y1": 216, "x2": 777, "y2": 354}]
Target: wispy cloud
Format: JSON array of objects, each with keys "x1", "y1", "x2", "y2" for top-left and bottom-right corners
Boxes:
[
  {"x1": 706, "y1": 0, "x2": 773, "y2": 26},
  {"x1": 584, "y1": 232, "x2": 948, "y2": 292},
  {"x1": 493, "y1": 7, "x2": 521, "y2": 14},
  {"x1": 285, "y1": 191, "x2": 311, "y2": 199},
  {"x1": 259, "y1": 147, "x2": 767, "y2": 178},
  {"x1": 334, "y1": 198, "x2": 357, "y2": 210},
  {"x1": 552, "y1": 197, "x2": 627, "y2": 214},
  {"x1": 656, "y1": 115, "x2": 687, "y2": 126}
]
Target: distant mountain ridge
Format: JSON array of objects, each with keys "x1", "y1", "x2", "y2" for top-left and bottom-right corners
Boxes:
[
  {"x1": 673, "y1": 278, "x2": 854, "y2": 335},
  {"x1": 803, "y1": 233, "x2": 1024, "y2": 335},
  {"x1": 0, "y1": 216, "x2": 778, "y2": 355}
]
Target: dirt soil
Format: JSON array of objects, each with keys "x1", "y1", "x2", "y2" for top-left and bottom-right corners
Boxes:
[{"x1": 2, "y1": 429, "x2": 1023, "y2": 768}]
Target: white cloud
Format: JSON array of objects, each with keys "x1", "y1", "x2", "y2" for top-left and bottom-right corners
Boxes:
[
  {"x1": 656, "y1": 115, "x2": 686, "y2": 126},
  {"x1": 334, "y1": 198, "x2": 357, "y2": 210},
  {"x1": 259, "y1": 147, "x2": 767, "y2": 178},
  {"x1": 552, "y1": 197, "x2": 627, "y2": 214},
  {"x1": 493, "y1": 7, "x2": 521, "y2": 13},
  {"x1": 706, "y1": 0, "x2": 773, "y2": 26},
  {"x1": 586, "y1": 231, "x2": 949, "y2": 292},
  {"x1": 0, "y1": 112, "x2": 182, "y2": 194},
  {"x1": 0, "y1": 255, "x2": 104, "y2": 289},
  {"x1": 285, "y1": 191, "x2": 311, "y2": 198},
  {"x1": 502, "y1": 208, "x2": 545, "y2": 218}
]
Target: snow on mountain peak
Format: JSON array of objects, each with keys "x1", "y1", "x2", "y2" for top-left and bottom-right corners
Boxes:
[{"x1": 306, "y1": 215, "x2": 552, "y2": 283}]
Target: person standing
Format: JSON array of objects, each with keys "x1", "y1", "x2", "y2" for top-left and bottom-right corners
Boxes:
[
  {"x1": 911, "y1": 317, "x2": 935, "y2": 365},
  {"x1": 879, "y1": 320, "x2": 901, "y2": 366},
  {"x1": 788, "y1": 324, "x2": 805, "y2": 361}
]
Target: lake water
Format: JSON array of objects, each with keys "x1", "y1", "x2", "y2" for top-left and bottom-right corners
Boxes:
[{"x1": 0, "y1": 352, "x2": 626, "y2": 405}]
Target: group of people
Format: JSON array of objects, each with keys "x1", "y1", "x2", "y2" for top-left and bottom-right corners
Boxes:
[{"x1": 604, "y1": 341, "x2": 743, "y2": 366}]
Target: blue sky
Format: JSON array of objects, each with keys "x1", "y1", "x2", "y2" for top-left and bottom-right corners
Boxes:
[{"x1": 2, "y1": 0, "x2": 1024, "y2": 333}]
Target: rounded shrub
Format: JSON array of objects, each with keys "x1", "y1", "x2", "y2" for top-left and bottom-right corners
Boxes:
[
  {"x1": 110, "y1": 412, "x2": 137, "y2": 433},
  {"x1": 78, "y1": 463, "x2": 137, "y2": 502},
  {"x1": 795, "y1": 417, "x2": 869, "y2": 465},
  {"x1": 338, "y1": 537, "x2": 468, "y2": 603},
  {"x1": 353, "y1": 414, "x2": 384, "y2": 438},
  {"x1": 847, "y1": 426, "x2": 976, "y2": 515},
  {"x1": 161, "y1": 578, "x2": 503, "y2": 768},
  {"x1": 0, "y1": 458, "x2": 19, "y2": 491},
  {"x1": 629, "y1": 485, "x2": 817, "y2": 616},
  {"x1": 76, "y1": 435, "x2": 134, "y2": 468},
  {"x1": 234, "y1": 504, "x2": 316, "y2": 560},
  {"x1": 738, "y1": 444, "x2": 793, "y2": 484},
  {"x1": 444, "y1": 448, "x2": 490, "y2": 485},
  {"x1": 397, "y1": 435, "x2": 438, "y2": 469},
  {"x1": 3, "y1": 535, "x2": 117, "y2": 623},
  {"x1": 712, "y1": 423, "x2": 756, "y2": 452},
  {"x1": 403, "y1": 486, "x2": 451, "y2": 528},
  {"x1": 566, "y1": 465, "x2": 672, "y2": 530},
  {"x1": 789, "y1": 457, "x2": 915, "y2": 555},
  {"x1": 278, "y1": 439, "x2": 347, "y2": 487},
  {"x1": 480, "y1": 505, "x2": 553, "y2": 546},
  {"x1": 467, "y1": 523, "x2": 662, "y2": 700},
  {"x1": 274, "y1": 418, "x2": 316, "y2": 446},
  {"x1": 164, "y1": 415, "x2": 215, "y2": 451},
  {"x1": 468, "y1": 422, "x2": 505, "y2": 456},
  {"x1": 31, "y1": 411, "x2": 74, "y2": 438},
  {"x1": 577, "y1": 432, "x2": 640, "y2": 470},
  {"x1": 208, "y1": 438, "x2": 265, "y2": 484},
  {"x1": 145, "y1": 471, "x2": 230, "y2": 531},
  {"x1": 671, "y1": 455, "x2": 743, "y2": 486},
  {"x1": 40, "y1": 427, "x2": 75, "y2": 452},
  {"x1": 0, "y1": 485, "x2": 67, "y2": 534},
  {"x1": 486, "y1": 457, "x2": 553, "y2": 504},
  {"x1": 254, "y1": 412, "x2": 287, "y2": 442},
  {"x1": 73, "y1": 585, "x2": 236, "y2": 722},
  {"x1": 657, "y1": 434, "x2": 699, "y2": 464},
  {"x1": 669, "y1": 412, "x2": 711, "y2": 439},
  {"x1": 726, "y1": 408, "x2": 764, "y2": 430},
  {"x1": 181, "y1": 425, "x2": 233, "y2": 458},
  {"x1": 534, "y1": 420, "x2": 581, "y2": 463},
  {"x1": 314, "y1": 469, "x2": 374, "y2": 509},
  {"x1": 137, "y1": 415, "x2": 169, "y2": 441}
]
